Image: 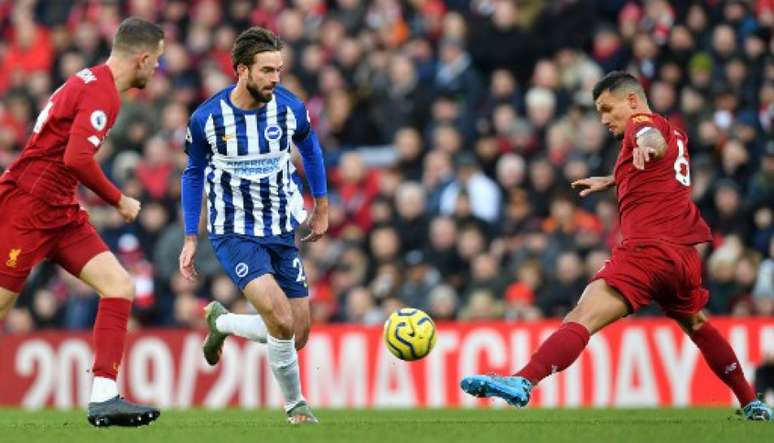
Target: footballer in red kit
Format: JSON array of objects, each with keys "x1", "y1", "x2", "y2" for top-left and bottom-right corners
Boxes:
[
  {"x1": 459, "y1": 71, "x2": 772, "y2": 421},
  {"x1": 0, "y1": 18, "x2": 165, "y2": 427}
]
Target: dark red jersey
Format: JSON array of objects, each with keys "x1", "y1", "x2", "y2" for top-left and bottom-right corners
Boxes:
[
  {"x1": 1, "y1": 65, "x2": 122, "y2": 207},
  {"x1": 613, "y1": 112, "x2": 712, "y2": 246}
]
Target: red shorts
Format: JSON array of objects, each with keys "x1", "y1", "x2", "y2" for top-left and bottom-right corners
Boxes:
[
  {"x1": 591, "y1": 239, "x2": 709, "y2": 318},
  {"x1": 0, "y1": 182, "x2": 108, "y2": 292}
]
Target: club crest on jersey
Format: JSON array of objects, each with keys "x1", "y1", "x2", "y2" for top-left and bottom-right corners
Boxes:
[
  {"x1": 235, "y1": 262, "x2": 249, "y2": 278},
  {"x1": 632, "y1": 115, "x2": 651, "y2": 124},
  {"x1": 264, "y1": 124, "x2": 283, "y2": 142},
  {"x1": 5, "y1": 248, "x2": 21, "y2": 268},
  {"x1": 90, "y1": 110, "x2": 107, "y2": 131}
]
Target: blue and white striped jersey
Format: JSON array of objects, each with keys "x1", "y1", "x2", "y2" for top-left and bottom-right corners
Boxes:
[{"x1": 183, "y1": 84, "x2": 312, "y2": 237}]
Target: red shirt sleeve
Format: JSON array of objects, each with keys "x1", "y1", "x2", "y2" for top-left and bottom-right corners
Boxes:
[{"x1": 62, "y1": 83, "x2": 122, "y2": 206}]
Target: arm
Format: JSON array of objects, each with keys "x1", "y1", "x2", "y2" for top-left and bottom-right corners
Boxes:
[
  {"x1": 179, "y1": 117, "x2": 209, "y2": 280},
  {"x1": 292, "y1": 105, "x2": 328, "y2": 242},
  {"x1": 62, "y1": 137, "x2": 122, "y2": 206},
  {"x1": 65, "y1": 89, "x2": 139, "y2": 221},
  {"x1": 633, "y1": 126, "x2": 668, "y2": 170},
  {"x1": 571, "y1": 175, "x2": 615, "y2": 197}
]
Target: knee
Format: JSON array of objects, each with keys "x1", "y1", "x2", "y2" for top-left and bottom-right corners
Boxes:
[
  {"x1": 109, "y1": 270, "x2": 135, "y2": 301},
  {"x1": 678, "y1": 311, "x2": 708, "y2": 334},
  {"x1": 270, "y1": 312, "x2": 295, "y2": 339}
]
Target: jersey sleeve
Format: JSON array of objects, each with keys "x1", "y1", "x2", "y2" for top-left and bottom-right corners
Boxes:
[
  {"x1": 291, "y1": 101, "x2": 312, "y2": 143},
  {"x1": 181, "y1": 114, "x2": 210, "y2": 236},
  {"x1": 70, "y1": 83, "x2": 116, "y2": 143},
  {"x1": 290, "y1": 101, "x2": 327, "y2": 198},
  {"x1": 62, "y1": 84, "x2": 122, "y2": 206}
]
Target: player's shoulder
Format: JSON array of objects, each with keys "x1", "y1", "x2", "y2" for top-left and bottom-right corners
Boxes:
[
  {"x1": 191, "y1": 85, "x2": 233, "y2": 125},
  {"x1": 68, "y1": 65, "x2": 114, "y2": 90},
  {"x1": 628, "y1": 112, "x2": 669, "y2": 136},
  {"x1": 273, "y1": 85, "x2": 306, "y2": 111}
]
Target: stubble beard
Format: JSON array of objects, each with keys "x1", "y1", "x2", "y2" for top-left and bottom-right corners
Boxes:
[{"x1": 246, "y1": 82, "x2": 272, "y2": 103}]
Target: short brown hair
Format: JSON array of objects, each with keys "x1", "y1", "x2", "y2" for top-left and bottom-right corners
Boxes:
[
  {"x1": 232, "y1": 27, "x2": 284, "y2": 72},
  {"x1": 113, "y1": 17, "x2": 164, "y2": 53}
]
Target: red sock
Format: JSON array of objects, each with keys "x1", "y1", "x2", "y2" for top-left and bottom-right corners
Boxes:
[
  {"x1": 689, "y1": 322, "x2": 756, "y2": 406},
  {"x1": 515, "y1": 322, "x2": 590, "y2": 384},
  {"x1": 92, "y1": 298, "x2": 131, "y2": 380}
]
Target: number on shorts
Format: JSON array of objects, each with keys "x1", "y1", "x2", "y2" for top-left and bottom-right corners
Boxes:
[
  {"x1": 673, "y1": 137, "x2": 690, "y2": 186},
  {"x1": 292, "y1": 257, "x2": 306, "y2": 283}
]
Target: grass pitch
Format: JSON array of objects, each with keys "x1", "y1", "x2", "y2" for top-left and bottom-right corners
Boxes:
[{"x1": 1, "y1": 408, "x2": 771, "y2": 443}]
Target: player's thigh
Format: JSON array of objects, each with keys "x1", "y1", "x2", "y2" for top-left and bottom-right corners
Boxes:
[
  {"x1": 289, "y1": 297, "x2": 311, "y2": 350},
  {"x1": 75, "y1": 252, "x2": 134, "y2": 299},
  {"x1": 243, "y1": 274, "x2": 294, "y2": 338},
  {"x1": 565, "y1": 279, "x2": 631, "y2": 334},
  {"x1": 0, "y1": 204, "x2": 56, "y2": 294},
  {"x1": 655, "y1": 244, "x2": 710, "y2": 319},
  {"x1": 0, "y1": 287, "x2": 19, "y2": 320},
  {"x1": 49, "y1": 219, "x2": 133, "y2": 299}
]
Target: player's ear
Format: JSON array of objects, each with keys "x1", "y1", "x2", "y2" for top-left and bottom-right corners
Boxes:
[
  {"x1": 626, "y1": 92, "x2": 639, "y2": 109},
  {"x1": 236, "y1": 64, "x2": 248, "y2": 79}
]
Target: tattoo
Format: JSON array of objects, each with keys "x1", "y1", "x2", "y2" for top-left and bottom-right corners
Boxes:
[{"x1": 635, "y1": 127, "x2": 667, "y2": 158}]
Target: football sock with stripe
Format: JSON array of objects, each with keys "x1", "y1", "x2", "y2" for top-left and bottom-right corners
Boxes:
[
  {"x1": 267, "y1": 334, "x2": 305, "y2": 411},
  {"x1": 515, "y1": 321, "x2": 590, "y2": 384},
  {"x1": 90, "y1": 297, "x2": 131, "y2": 403},
  {"x1": 216, "y1": 313, "x2": 268, "y2": 343},
  {"x1": 689, "y1": 322, "x2": 756, "y2": 406}
]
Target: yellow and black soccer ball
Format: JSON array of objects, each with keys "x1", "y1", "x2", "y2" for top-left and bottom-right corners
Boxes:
[{"x1": 383, "y1": 308, "x2": 436, "y2": 361}]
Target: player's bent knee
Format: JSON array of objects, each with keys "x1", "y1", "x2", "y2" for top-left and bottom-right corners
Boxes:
[
  {"x1": 104, "y1": 271, "x2": 135, "y2": 300},
  {"x1": 675, "y1": 311, "x2": 708, "y2": 334},
  {"x1": 274, "y1": 319, "x2": 294, "y2": 340}
]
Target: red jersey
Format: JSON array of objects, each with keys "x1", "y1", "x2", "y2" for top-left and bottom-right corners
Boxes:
[
  {"x1": 1, "y1": 64, "x2": 122, "y2": 207},
  {"x1": 613, "y1": 112, "x2": 712, "y2": 245}
]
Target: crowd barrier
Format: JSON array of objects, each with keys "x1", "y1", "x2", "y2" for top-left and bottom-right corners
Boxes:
[{"x1": 1, "y1": 318, "x2": 772, "y2": 408}]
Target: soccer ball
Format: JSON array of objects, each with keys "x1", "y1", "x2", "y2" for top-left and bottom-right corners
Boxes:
[{"x1": 383, "y1": 308, "x2": 436, "y2": 361}]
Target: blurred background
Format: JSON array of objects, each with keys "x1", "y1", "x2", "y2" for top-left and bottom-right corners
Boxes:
[{"x1": 0, "y1": 0, "x2": 772, "y2": 334}]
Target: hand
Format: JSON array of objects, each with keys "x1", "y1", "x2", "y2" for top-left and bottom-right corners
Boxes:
[
  {"x1": 179, "y1": 236, "x2": 199, "y2": 281},
  {"x1": 632, "y1": 146, "x2": 657, "y2": 170},
  {"x1": 301, "y1": 199, "x2": 328, "y2": 243},
  {"x1": 571, "y1": 176, "x2": 615, "y2": 197},
  {"x1": 116, "y1": 194, "x2": 141, "y2": 222}
]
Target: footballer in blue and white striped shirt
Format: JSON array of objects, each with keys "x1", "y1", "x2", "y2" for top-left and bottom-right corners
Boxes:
[{"x1": 179, "y1": 27, "x2": 327, "y2": 424}]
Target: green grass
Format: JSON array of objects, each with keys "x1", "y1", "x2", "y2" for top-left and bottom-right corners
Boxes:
[{"x1": 0, "y1": 408, "x2": 772, "y2": 443}]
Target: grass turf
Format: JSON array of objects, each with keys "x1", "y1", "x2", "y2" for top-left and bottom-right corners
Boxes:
[{"x1": 0, "y1": 407, "x2": 772, "y2": 443}]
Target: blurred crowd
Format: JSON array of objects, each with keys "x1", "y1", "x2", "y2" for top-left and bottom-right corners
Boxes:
[{"x1": 0, "y1": 0, "x2": 772, "y2": 333}]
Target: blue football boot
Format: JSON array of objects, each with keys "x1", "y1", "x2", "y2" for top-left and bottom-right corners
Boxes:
[
  {"x1": 460, "y1": 375, "x2": 533, "y2": 407},
  {"x1": 742, "y1": 399, "x2": 773, "y2": 421}
]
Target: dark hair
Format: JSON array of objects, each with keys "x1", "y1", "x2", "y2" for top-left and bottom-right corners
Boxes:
[
  {"x1": 232, "y1": 27, "x2": 284, "y2": 72},
  {"x1": 112, "y1": 17, "x2": 164, "y2": 53},
  {"x1": 592, "y1": 71, "x2": 645, "y2": 102}
]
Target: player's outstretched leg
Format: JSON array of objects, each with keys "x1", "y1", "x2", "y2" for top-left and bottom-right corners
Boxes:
[
  {"x1": 677, "y1": 312, "x2": 772, "y2": 421},
  {"x1": 461, "y1": 280, "x2": 629, "y2": 407}
]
